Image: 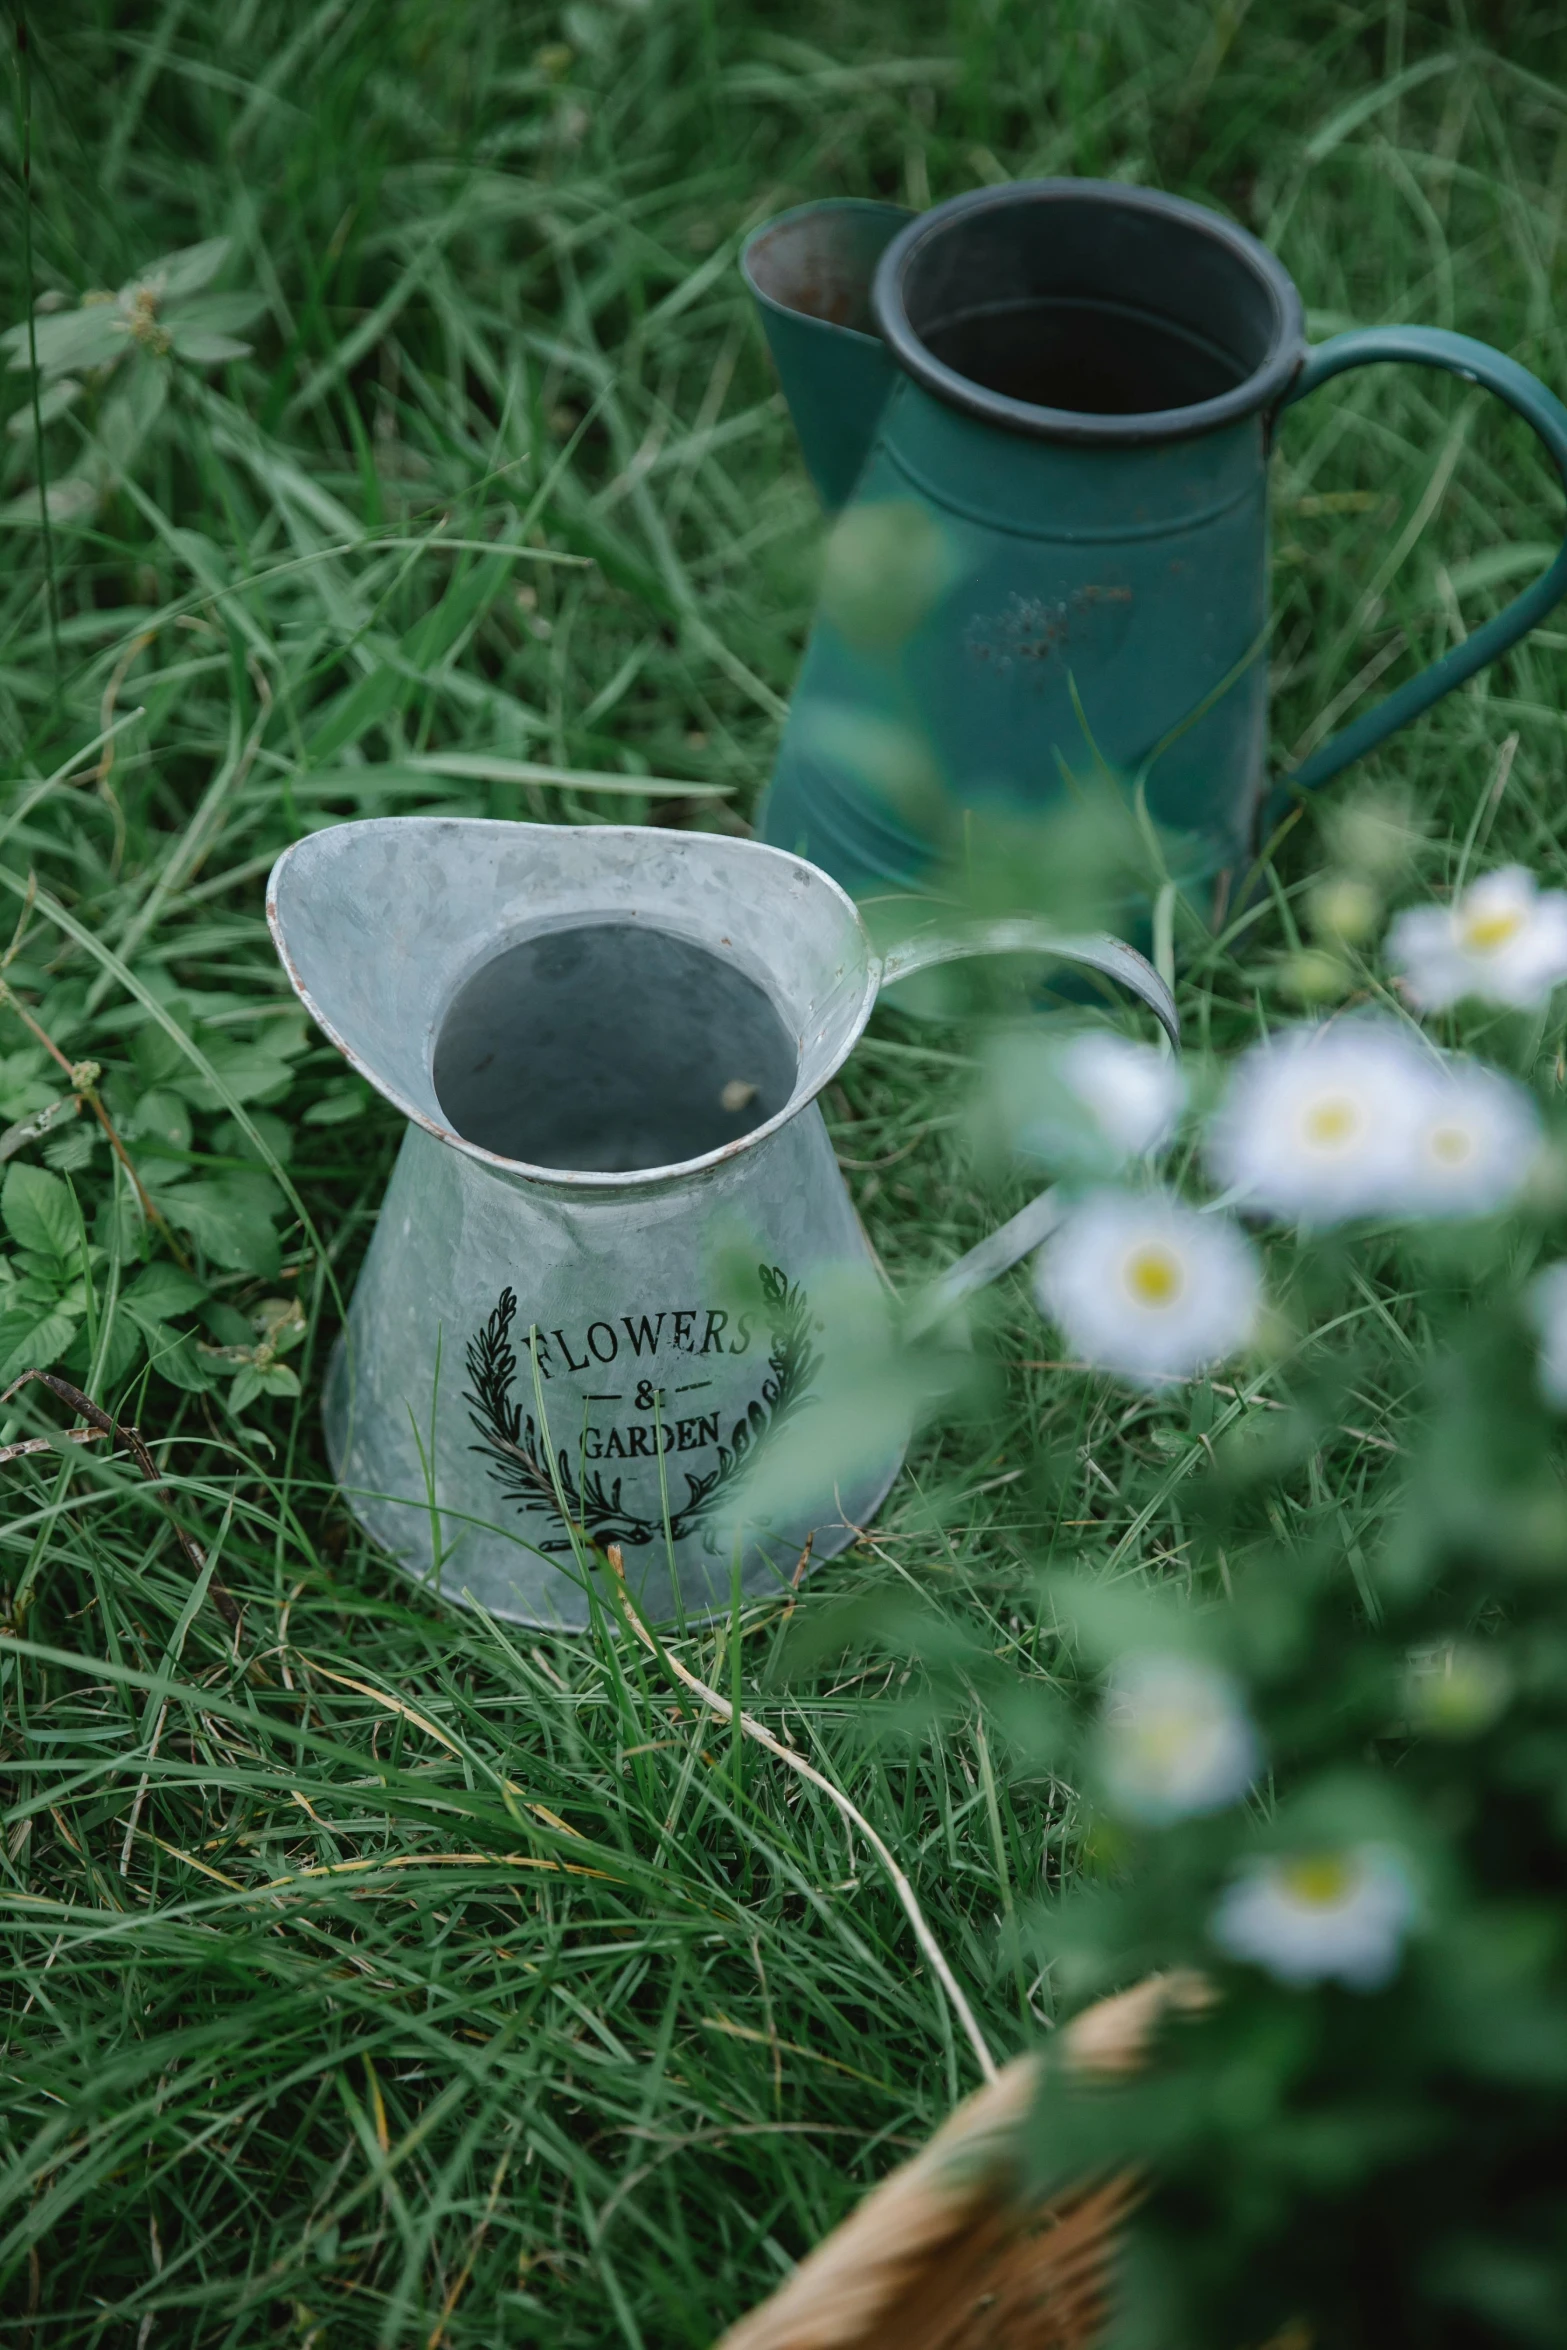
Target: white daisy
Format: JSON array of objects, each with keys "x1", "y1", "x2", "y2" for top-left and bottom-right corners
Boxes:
[
  {"x1": 1011, "y1": 1032, "x2": 1185, "y2": 1172},
  {"x1": 1527, "y1": 1261, "x2": 1567, "y2": 1409},
  {"x1": 1211, "y1": 1845, "x2": 1418, "y2": 1991},
  {"x1": 1207, "y1": 1019, "x2": 1431, "y2": 1223},
  {"x1": 1057, "y1": 1034, "x2": 1186, "y2": 1160},
  {"x1": 1099, "y1": 1653, "x2": 1260, "y2": 1825},
  {"x1": 1034, "y1": 1186, "x2": 1261, "y2": 1386},
  {"x1": 1388, "y1": 864, "x2": 1567, "y2": 1012},
  {"x1": 1404, "y1": 1057, "x2": 1542, "y2": 1219}
]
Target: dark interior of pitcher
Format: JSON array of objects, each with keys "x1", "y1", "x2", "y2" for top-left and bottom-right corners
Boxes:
[
  {"x1": 433, "y1": 922, "x2": 799, "y2": 1173},
  {"x1": 880, "y1": 186, "x2": 1301, "y2": 434}
]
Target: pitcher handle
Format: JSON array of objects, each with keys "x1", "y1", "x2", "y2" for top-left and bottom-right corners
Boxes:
[
  {"x1": 1281, "y1": 328, "x2": 1567, "y2": 794},
  {"x1": 872, "y1": 919, "x2": 1180, "y2": 1331},
  {"x1": 874, "y1": 918, "x2": 1180, "y2": 1049}
]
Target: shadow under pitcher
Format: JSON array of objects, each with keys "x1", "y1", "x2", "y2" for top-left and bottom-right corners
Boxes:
[{"x1": 743, "y1": 179, "x2": 1567, "y2": 901}]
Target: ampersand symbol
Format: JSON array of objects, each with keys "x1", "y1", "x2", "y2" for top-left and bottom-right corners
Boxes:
[{"x1": 634, "y1": 1378, "x2": 660, "y2": 1412}]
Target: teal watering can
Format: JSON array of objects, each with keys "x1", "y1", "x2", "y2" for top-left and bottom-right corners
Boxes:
[{"x1": 743, "y1": 181, "x2": 1567, "y2": 900}]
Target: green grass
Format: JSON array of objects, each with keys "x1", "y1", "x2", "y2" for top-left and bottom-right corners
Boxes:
[{"x1": 1, "y1": 1, "x2": 1566, "y2": 2341}]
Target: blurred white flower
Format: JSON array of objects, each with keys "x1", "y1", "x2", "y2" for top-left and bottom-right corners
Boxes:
[
  {"x1": 1100, "y1": 1653, "x2": 1260, "y2": 1824},
  {"x1": 1388, "y1": 865, "x2": 1567, "y2": 1012},
  {"x1": 1405, "y1": 1058, "x2": 1542, "y2": 1219},
  {"x1": 1034, "y1": 1187, "x2": 1261, "y2": 1385},
  {"x1": 1207, "y1": 1019, "x2": 1430, "y2": 1223},
  {"x1": 983, "y1": 1028, "x2": 1184, "y2": 1178},
  {"x1": 1057, "y1": 1034, "x2": 1186, "y2": 1159},
  {"x1": 1014, "y1": 1032, "x2": 1185, "y2": 1171},
  {"x1": 1527, "y1": 1261, "x2": 1567, "y2": 1409},
  {"x1": 1211, "y1": 1845, "x2": 1418, "y2": 1991}
]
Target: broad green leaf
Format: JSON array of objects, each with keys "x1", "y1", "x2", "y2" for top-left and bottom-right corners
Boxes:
[
  {"x1": 215, "y1": 1110, "x2": 293, "y2": 1167},
  {"x1": 0, "y1": 1302, "x2": 80, "y2": 1388},
  {"x1": 170, "y1": 1027, "x2": 305, "y2": 1114},
  {"x1": 256, "y1": 1363, "x2": 301, "y2": 1398},
  {"x1": 172, "y1": 1045, "x2": 296, "y2": 1109},
  {"x1": 94, "y1": 1186, "x2": 150, "y2": 1265},
  {"x1": 128, "y1": 1089, "x2": 192, "y2": 1152},
  {"x1": 122, "y1": 1263, "x2": 209, "y2": 1322},
  {"x1": 157, "y1": 1180, "x2": 280, "y2": 1277},
  {"x1": 95, "y1": 368, "x2": 169, "y2": 476},
  {"x1": 203, "y1": 1301, "x2": 253, "y2": 1347},
  {"x1": 11, "y1": 1266, "x2": 69, "y2": 1298},
  {"x1": 170, "y1": 331, "x2": 253, "y2": 365},
  {"x1": 0, "y1": 1049, "x2": 53, "y2": 1118},
  {"x1": 2, "y1": 304, "x2": 127, "y2": 379},
  {"x1": 0, "y1": 1096, "x2": 79, "y2": 1166},
  {"x1": 132, "y1": 1016, "x2": 192, "y2": 1091},
  {"x1": 301, "y1": 1086, "x2": 370, "y2": 1127},
  {"x1": 141, "y1": 237, "x2": 231, "y2": 300},
  {"x1": 228, "y1": 1365, "x2": 264, "y2": 1413},
  {"x1": 170, "y1": 291, "x2": 266, "y2": 335},
  {"x1": 42, "y1": 1124, "x2": 96, "y2": 1176},
  {"x1": 143, "y1": 1329, "x2": 216, "y2": 1393},
  {"x1": 76, "y1": 1313, "x2": 143, "y2": 1389},
  {"x1": 5, "y1": 377, "x2": 82, "y2": 438},
  {"x1": 3, "y1": 1163, "x2": 80, "y2": 1264}
]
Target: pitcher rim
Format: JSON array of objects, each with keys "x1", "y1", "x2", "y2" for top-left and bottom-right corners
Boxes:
[
  {"x1": 266, "y1": 819, "x2": 881, "y2": 1196},
  {"x1": 873, "y1": 177, "x2": 1306, "y2": 447}
]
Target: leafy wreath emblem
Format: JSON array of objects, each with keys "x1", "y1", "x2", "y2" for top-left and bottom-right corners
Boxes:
[{"x1": 462, "y1": 1265, "x2": 821, "y2": 1553}]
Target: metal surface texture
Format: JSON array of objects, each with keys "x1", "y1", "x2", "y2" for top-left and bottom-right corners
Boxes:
[
  {"x1": 268, "y1": 819, "x2": 1177, "y2": 1628},
  {"x1": 745, "y1": 179, "x2": 1567, "y2": 900}
]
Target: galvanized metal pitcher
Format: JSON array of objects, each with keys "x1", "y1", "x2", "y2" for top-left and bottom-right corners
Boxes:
[
  {"x1": 267, "y1": 818, "x2": 1176, "y2": 1628},
  {"x1": 743, "y1": 179, "x2": 1567, "y2": 898}
]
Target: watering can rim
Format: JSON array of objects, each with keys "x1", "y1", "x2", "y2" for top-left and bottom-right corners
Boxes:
[
  {"x1": 740, "y1": 196, "x2": 915, "y2": 349},
  {"x1": 266, "y1": 817, "x2": 884, "y2": 1198},
  {"x1": 872, "y1": 175, "x2": 1308, "y2": 449}
]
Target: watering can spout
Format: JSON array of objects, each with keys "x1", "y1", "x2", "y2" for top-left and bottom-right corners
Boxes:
[{"x1": 742, "y1": 200, "x2": 912, "y2": 511}]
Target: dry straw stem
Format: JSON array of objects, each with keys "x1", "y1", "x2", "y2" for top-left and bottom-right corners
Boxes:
[{"x1": 605, "y1": 1544, "x2": 1001, "y2": 2086}]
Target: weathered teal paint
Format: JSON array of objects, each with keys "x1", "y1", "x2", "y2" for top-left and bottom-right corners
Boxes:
[
  {"x1": 745, "y1": 181, "x2": 1567, "y2": 898},
  {"x1": 742, "y1": 199, "x2": 910, "y2": 510}
]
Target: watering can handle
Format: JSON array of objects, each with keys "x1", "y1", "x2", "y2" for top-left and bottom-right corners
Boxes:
[
  {"x1": 1280, "y1": 327, "x2": 1567, "y2": 794},
  {"x1": 874, "y1": 919, "x2": 1180, "y2": 1050},
  {"x1": 872, "y1": 920, "x2": 1180, "y2": 1332}
]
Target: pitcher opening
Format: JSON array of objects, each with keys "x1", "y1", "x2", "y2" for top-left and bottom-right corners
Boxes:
[
  {"x1": 874, "y1": 179, "x2": 1304, "y2": 444},
  {"x1": 923, "y1": 300, "x2": 1243, "y2": 417},
  {"x1": 432, "y1": 922, "x2": 799, "y2": 1175}
]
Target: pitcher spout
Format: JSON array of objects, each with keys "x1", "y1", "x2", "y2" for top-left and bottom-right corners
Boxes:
[{"x1": 742, "y1": 199, "x2": 912, "y2": 510}]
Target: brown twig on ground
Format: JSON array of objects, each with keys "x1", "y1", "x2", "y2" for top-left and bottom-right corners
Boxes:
[
  {"x1": 0, "y1": 969, "x2": 190, "y2": 1267},
  {"x1": 604, "y1": 1543, "x2": 1000, "y2": 2087},
  {"x1": 0, "y1": 1367, "x2": 239, "y2": 1627},
  {"x1": 0, "y1": 1422, "x2": 109, "y2": 1465}
]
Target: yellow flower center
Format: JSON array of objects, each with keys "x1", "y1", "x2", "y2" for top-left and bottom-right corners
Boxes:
[
  {"x1": 1280, "y1": 1854, "x2": 1357, "y2": 1907},
  {"x1": 1460, "y1": 904, "x2": 1525, "y2": 955},
  {"x1": 1301, "y1": 1093, "x2": 1360, "y2": 1152},
  {"x1": 1428, "y1": 1122, "x2": 1474, "y2": 1166},
  {"x1": 1123, "y1": 1243, "x2": 1184, "y2": 1310},
  {"x1": 1129, "y1": 1710, "x2": 1200, "y2": 1770}
]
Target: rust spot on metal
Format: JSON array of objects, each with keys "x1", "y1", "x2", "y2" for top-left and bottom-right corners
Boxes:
[
  {"x1": 744, "y1": 213, "x2": 890, "y2": 337},
  {"x1": 964, "y1": 584, "x2": 1134, "y2": 678}
]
